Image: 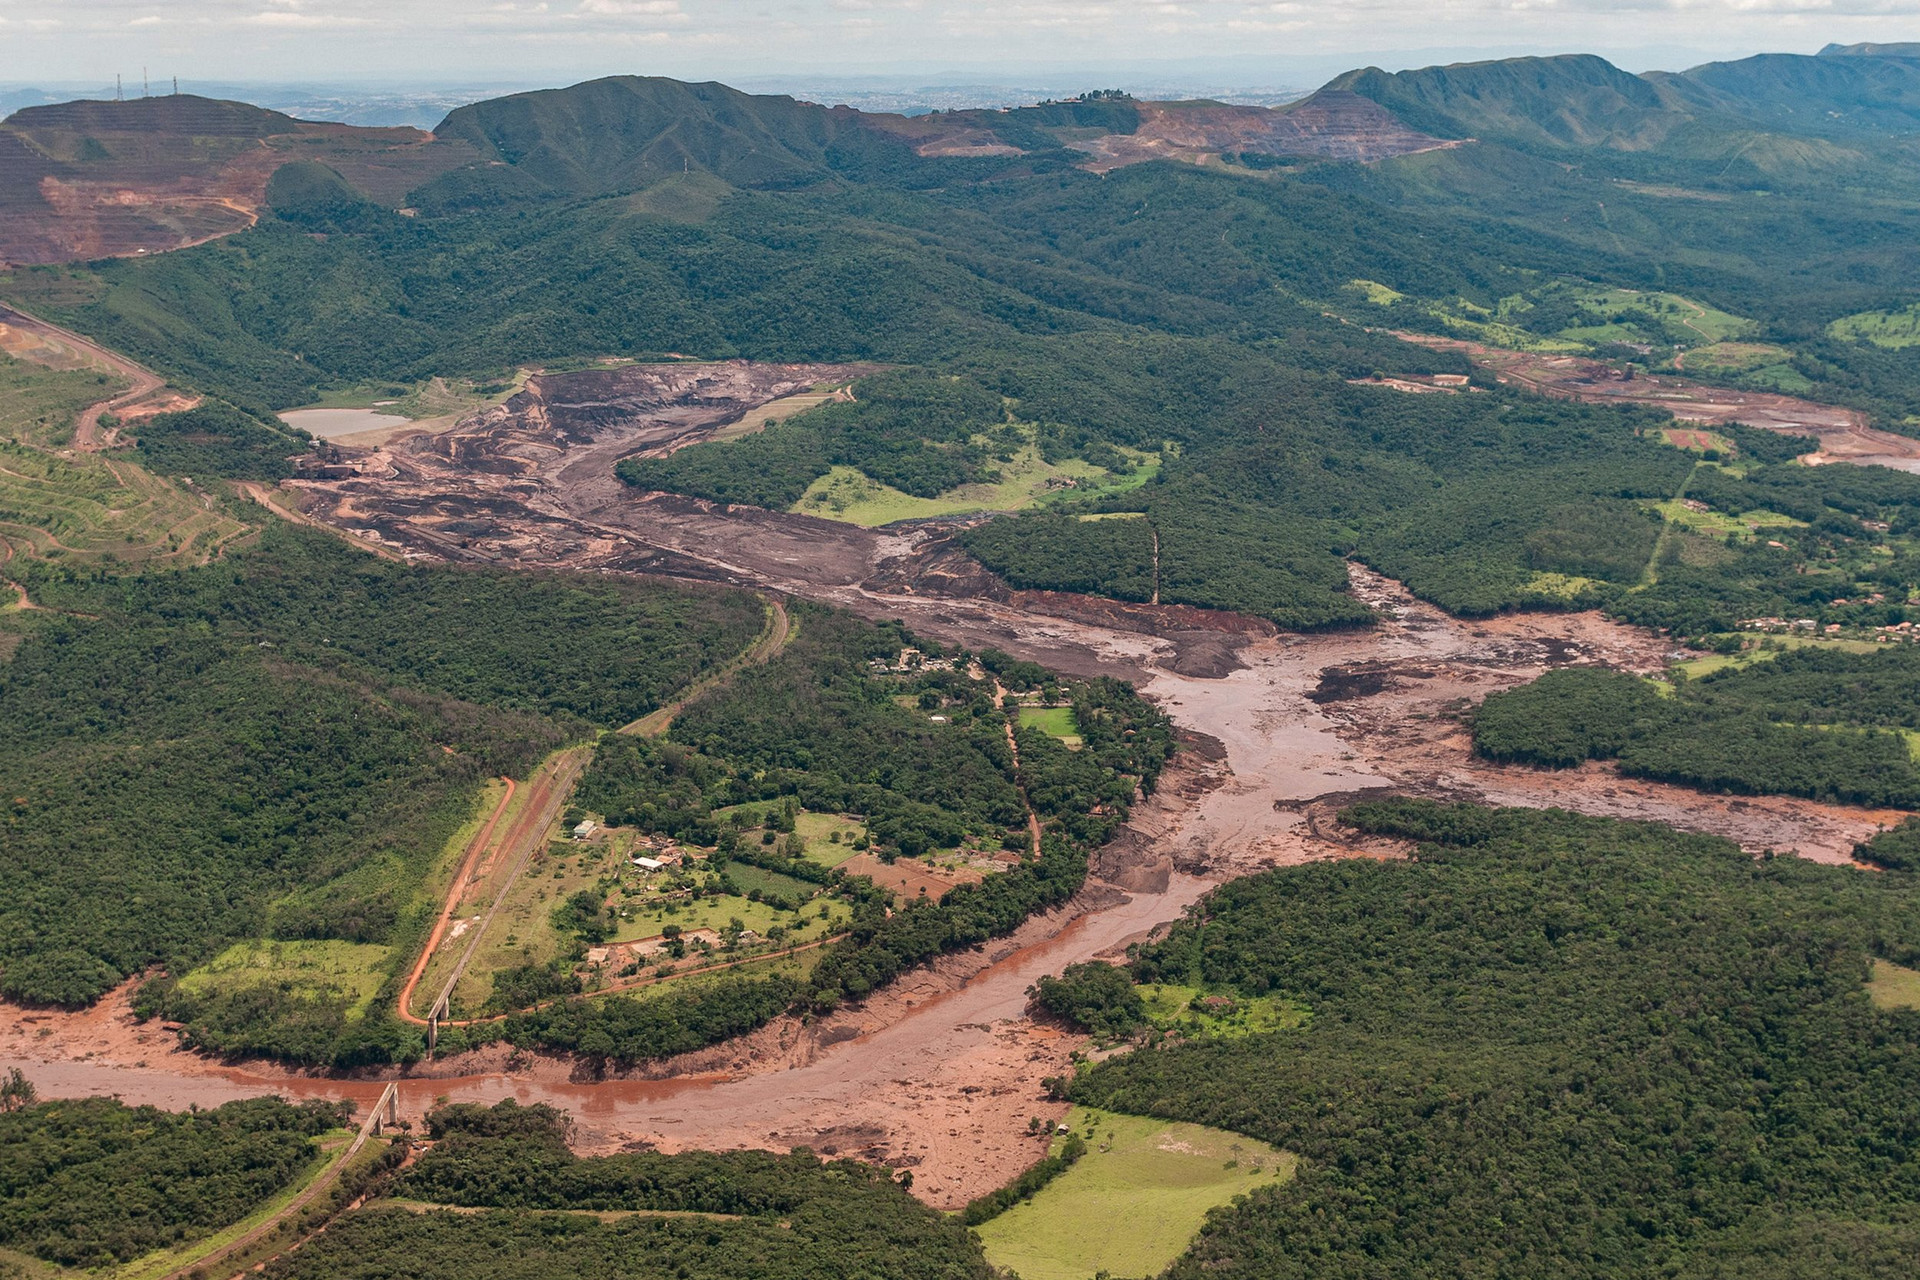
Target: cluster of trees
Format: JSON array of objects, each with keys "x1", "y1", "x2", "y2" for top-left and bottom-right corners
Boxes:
[
  {"x1": 958, "y1": 1132, "x2": 1087, "y2": 1226},
  {"x1": 1030, "y1": 960, "x2": 1147, "y2": 1036},
  {"x1": 619, "y1": 369, "x2": 1006, "y2": 507},
  {"x1": 1477, "y1": 651, "x2": 1920, "y2": 806},
  {"x1": 1858, "y1": 816, "x2": 1920, "y2": 871},
  {"x1": 131, "y1": 399, "x2": 307, "y2": 479},
  {"x1": 0, "y1": 525, "x2": 759, "y2": 1022},
  {"x1": 1071, "y1": 799, "x2": 1920, "y2": 1279},
  {"x1": 493, "y1": 608, "x2": 1172, "y2": 1063},
  {"x1": 0, "y1": 1094, "x2": 348, "y2": 1268},
  {"x1": 259, "y1": 1099, "x2": 990, "y2": 1280}
]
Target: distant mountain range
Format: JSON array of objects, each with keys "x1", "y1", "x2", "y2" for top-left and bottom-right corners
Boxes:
[{"x1": 10, "y1": 45, "x2": 1920, "y2": 266}]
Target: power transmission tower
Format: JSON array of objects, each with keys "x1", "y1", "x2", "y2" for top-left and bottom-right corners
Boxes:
[{"x1": 116, "y1": 74, "x2": 123, "y2": 101}]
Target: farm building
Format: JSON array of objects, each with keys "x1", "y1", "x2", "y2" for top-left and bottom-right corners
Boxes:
[
  {"x1": 632, "y1": 856, "x2": 666, "y2": 872},
  {"x1": 573, "y1": 820, "x2": 597, "y2": 840}
]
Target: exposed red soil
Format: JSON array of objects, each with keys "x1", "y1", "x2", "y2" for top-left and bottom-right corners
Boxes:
[
  {"x1": 6, "y1": 356, "x2": 1909, "y2": 1211},
  {"x1": 1073, "y1": 91, "x2": 1467, "y2": 172},
  {"x1": 0, "y1": 98, "x2": 474, "y2": 266},
  {"x1": 1396, "y1": 331, "x2": 1920, "y2": 471}
]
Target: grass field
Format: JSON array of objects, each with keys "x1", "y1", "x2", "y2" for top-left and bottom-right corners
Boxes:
[
  {"x1": 0, "y1": 351, "x2": 122, "y2": 448},
  {"x1": 972, "y1": 1107, "x2": 1295, "y2": 1280},
  {"x1": 1867, "y1": 959, "x2": 1920, "y2": 1011},
  {"x1": 1830, "y1": 304, "x2": 1920, "y2": 349},
  {"x1": 709, "y1": 384, "x2": 853, "y2": 445},
  {"x1": 282, "y1": 371, "x2": 525, "y2": 420},
  {"x1": 1018, "y1": 705, "x2": 1083, "y2": 748},
  {"x1": 710, "y1": 806, "x2": 870, "y2": 867},
  {"x1": 1680, "y1": 341, "x2": 1797, "y2": 375},
  {"x1": 722, "y1": 862, "x2": 820, "y2": 904},
  {"x1": 1649, "y1": 497, "x2": 1804, "y2": 542},
  {"x1": 1524, "y1": 571, "x2": 1605, "y2": 601},
  {"x1": 1671, "y1": 633, "x2": 1881, "y2": 680},
  {"x1": 609, "y1": 888, "x2": 848, "y2": 947},
  {"x1": 790, "y1": 432, "x2": 1156, "y2": 527},
  {"x1": 178, "y1": 940, "x2": 394, "y2": 1023},
  {"x1": 1137, "y1": 984, "x2": 1311, "y2": 1038}
]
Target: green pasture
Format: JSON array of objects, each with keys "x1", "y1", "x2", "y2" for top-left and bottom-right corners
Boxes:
[
  {"x1": 1018, "y1": 705, "x2": 1082, "y2": 747},
  {"x1": 1867, "y1": 960, "x2": 1920, "y2": 1010},
  {"x1": 972, "y1": 1107, "x2": 1295, "y2": 1280},
  {"x1": 176, "y1": 940, "x2": 393, "y2": 1023},
  {"x1": 789, "y1": 430, "x2": 1155, "y2": 527},
  {"x1": 1137, "y1": 984, "x2": 1311, "y2": 1038},
  {"x1": 1830, "y1": 303, "x2": 1920, "y2": 349}
]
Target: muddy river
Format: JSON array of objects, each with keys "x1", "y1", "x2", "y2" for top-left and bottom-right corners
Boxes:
[{"x1": 4, "y1": 565, "x2": 1893, "y2": 1206}]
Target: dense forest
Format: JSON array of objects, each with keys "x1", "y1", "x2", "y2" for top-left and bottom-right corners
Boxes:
[
  {"x1": 0, "y1": 1094, "x2": 348, "y2": 1268},
  {"x1": 1475, "y1": 651, "x2": 1920, "y2": 806},
  {"x1": 131, "y1": 399, "x2": 310, "y2": 480},
  {"x1": 264, "y1": 1099, "x2": 991, "y2": 1280},
  {"x1": 0, "y1": 525, "x2": 762, "y2": 1018},
  {"x1": 1066, "y1": 800, "x2": 1920, "y2": 1279}
]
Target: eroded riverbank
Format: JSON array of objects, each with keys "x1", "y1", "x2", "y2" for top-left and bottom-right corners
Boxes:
[{"x1": 4, "y1": 565, "x2": 1895, "y2": 1206}]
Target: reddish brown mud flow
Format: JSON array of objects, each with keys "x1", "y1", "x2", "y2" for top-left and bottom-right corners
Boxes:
[{"x1": 5, "y1": 362, "x2": 1904, "y2": 1208}]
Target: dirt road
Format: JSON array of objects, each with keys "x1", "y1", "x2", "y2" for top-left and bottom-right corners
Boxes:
[
  {"x1": 156, "y1": 1081, "x2": 396, "y2": 1280},
  {"x1": 415, "y1": 746, "x2": 591, "y2": 1026},
  {"x1": 620, "y1": 597, "x2": 791, "y2": 736},
  {"x1": 397, "y1": 780, "x2": 516, "y2": 1025},
  {"x1": 0, "y1": 302, "x2": 169, "y2": 450}
]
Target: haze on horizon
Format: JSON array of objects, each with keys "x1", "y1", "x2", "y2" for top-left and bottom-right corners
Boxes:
[{"x1": 3, "y1": 0, "x2": 1919, "y2": 91}]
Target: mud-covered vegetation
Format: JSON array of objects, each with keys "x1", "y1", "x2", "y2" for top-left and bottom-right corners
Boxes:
[
  {"x1": 1476, "y1": 649, "x2": 1920, "y2": 806},
  {"x1": 0, "y1": 526, "x2": 762, "y2": 1017},
  {"x1": 0, "y1": 1094, "x2": 348, "y2": 1268},
  {"x1": 1067, "y1": 800, "x2": 1920, "y2": 1279},
  {"x1": 262, "y1": 1099, "x2": 991, "y2": 1280}
]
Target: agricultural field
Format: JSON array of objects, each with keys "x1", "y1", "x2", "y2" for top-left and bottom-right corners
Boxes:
[
  {"x1": 972, "y1": 1107, "x2": 1294, "y2": 1280},
  {"x1": 1016, "y1": 705, "x2": 1083, "y2": 748}
]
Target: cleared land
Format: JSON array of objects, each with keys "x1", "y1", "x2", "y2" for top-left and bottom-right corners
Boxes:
[
  {"x1": 1017, "y1": 705, "x2": 1083, "y2": 748},
  {"x1": 790, "y1": 433, "x2": 1157, "y2": 527},
  {"x1": 1866, "y1": 959, "x2": 1920, "y2": 1011},
  {"x1": 972, "y1": 1107, "x2": 1295, "y2": 1280},
  {"x1": 180, "y1": 941, "x2": 393, "y2": 1026}
]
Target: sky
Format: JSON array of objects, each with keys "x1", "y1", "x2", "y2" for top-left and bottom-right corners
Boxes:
[{"x1": 3, "y1": 0, "x2": 1919, "y2": 87}]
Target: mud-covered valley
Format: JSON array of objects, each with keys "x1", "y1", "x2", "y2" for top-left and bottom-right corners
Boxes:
[{"x1": 5, "y1": 361, "x2": 1903, "y2": 1209}]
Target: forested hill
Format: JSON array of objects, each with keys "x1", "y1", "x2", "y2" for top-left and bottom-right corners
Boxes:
[
  {"x1": 426, "y1": 78, "x2": 856, "y2": 202},
  {"x1": 1328, "y1": 47, "x2": 1920, "y2": 155}
]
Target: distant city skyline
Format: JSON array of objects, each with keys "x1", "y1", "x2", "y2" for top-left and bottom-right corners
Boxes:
[{"x1": 2, "y1": 1, "x2": 1915, "y2": 86}]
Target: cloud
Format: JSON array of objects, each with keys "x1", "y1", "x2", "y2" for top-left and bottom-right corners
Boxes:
[{"x1": 574, "y1": 0, "x2": 684, "y2": 14}]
